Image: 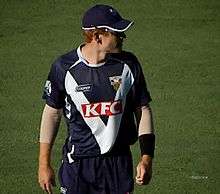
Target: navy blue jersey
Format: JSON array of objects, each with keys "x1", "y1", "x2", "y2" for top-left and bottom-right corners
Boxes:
[{"x1": 43, "y1": 45, "x2": 151, "y2": 160}]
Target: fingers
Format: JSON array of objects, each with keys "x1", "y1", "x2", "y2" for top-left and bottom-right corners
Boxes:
[
  {"x1": 38, "y1": 166, "x2": 55, "y2": 193},
  {"x1": 136, "y1": 176, "x2": 144, "y2": 185},
  {"x1": 45, "y1": 182, "x2": 53, "y2": 194},
  {"x1": 135, "y1": 163, "x2": 152, "y2": 185},
  {"x1": 136, "y1": 163, "x2": 141, "y2": 180},
  {"x1": 135, "y1": 164, "x2": 145, "y2": 185},
  {"x1": 40, "y1": 182, "x2": 46, "y2": 191},
  {"x1": 39, "y1": 181, "x2": 53, "y2": 194},
  {"x1": 39, "y1": 176, "x2": 55, "y2": 194}
]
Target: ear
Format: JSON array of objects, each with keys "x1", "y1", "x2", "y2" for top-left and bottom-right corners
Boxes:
[{"x1": 94, "y1": 32, "x2": 102, "y2": 44}]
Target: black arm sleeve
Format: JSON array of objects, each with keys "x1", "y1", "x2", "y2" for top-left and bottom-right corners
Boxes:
[{"x1": 139, "y1": 133, "x2": 155, "y2": 158}]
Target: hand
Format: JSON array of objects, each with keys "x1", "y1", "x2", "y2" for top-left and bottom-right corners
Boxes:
[
  {"x1": 38, "y1": 165, "x2": 56, "y2": 194},
  {"x1": 135, "y1": 155, "x2": 153, "y2": 185}
]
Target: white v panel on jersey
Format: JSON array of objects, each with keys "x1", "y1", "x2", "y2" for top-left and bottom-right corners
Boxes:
[{"x1": 65, "y1": 63, "x2": 134, "y2": 154}]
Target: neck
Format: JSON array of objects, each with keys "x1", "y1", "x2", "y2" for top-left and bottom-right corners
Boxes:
[{"x1": 81, "y1": 43, "x2": 106, "y2": 64}]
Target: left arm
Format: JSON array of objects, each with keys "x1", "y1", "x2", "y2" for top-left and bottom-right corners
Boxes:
[{"x1": 135, "y1": 104, "x2": 155, "y2": 185}]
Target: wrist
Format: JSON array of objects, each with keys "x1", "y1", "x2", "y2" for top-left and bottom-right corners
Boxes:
[
  {"x1": 141, "y1": 155, "x2": 153, "y2": 164},
  {"x1": 39, "y1": 159, "x2": 51, "y2": 168},
  {"x1": 139, "y1": 133, "x2": 155, "y2": 158},
  {"x1": 39, "y1": 142, "x2": 52, "y2": 167},
  {"x1": 141, "y1": 154, "x2": 153, "y2": 160}
]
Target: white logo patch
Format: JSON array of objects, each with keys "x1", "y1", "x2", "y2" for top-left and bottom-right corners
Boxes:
[
  {"x1": 60, "y1": 187, "x2": 67, "y2": 194},
  {"x1": 75, "y1": 84, "x2": 92, "y2": 92},
  {"x1": 44, "y1": 80, "x2": 51, "y2": 96}
]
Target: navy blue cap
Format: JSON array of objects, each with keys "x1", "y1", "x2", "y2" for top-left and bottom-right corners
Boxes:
[{"x1": 82, "y1": 4, "x2": 133, "y2": 32}]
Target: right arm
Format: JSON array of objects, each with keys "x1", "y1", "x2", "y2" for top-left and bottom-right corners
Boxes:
[{"x1": 38, "y1": 104, "x2": 62, "y2": 194}]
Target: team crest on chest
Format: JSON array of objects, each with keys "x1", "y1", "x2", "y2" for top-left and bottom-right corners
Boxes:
[{"x1": 109, "y1": 76, "x2": 122, "y2": 91}]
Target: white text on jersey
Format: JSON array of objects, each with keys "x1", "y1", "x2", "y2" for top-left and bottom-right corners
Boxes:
[{"x1": 81, "y1": 100, "x2": 122, "y2": 117}]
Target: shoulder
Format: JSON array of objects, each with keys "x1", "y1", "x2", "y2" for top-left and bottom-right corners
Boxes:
[
  {"x1": 107, "y1": 51, "x2": 142, "y2": 77},
  {"x1": 107, "y1": 51, "x2": 139, "y2": 64},
  {"x1": 52, "y1": 49, "x2": 79, "y2": 72},
  {"x1": 48, "y1": 49, "x2": 79, "y2": 82},
  {"x1": 120, "y1": 51, "x2": 139, "y2": 64}
]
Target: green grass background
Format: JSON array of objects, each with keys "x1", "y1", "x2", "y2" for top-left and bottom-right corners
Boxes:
[{"x1": 0, "y1": 0, "x2": 219, "y2": 193}]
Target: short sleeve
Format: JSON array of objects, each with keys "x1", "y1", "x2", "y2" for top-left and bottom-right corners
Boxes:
[
  {"x1": 131, "y1": 60, "x2": 152, "y2": 108},
  {"x1": 42, "y1": 60, "x2": 66, "y2": 109}
]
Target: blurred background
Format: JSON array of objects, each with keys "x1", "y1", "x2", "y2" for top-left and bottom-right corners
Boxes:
[{"x1": 0, "y1": 0, "x2": 219, "y2": 193}]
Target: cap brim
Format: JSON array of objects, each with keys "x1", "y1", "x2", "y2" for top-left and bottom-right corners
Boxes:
[
  {"x1": 82, "y1": 19, "x2": 134, "y2": 32},
  {"x1": 110, "y1": 19, "x2": 134, "y2": 32}
]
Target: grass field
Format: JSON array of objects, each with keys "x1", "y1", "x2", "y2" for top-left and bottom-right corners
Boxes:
[{"x1": 0, "y1": 0, "x2": 219, "y2": 193}]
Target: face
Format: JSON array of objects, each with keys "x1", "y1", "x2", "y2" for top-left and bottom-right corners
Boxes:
[{"x1": 97, "y1": 31, "x2": 125, "y2": 53}]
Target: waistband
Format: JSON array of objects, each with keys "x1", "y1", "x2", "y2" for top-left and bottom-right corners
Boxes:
[{"x1": 63, "y1": 145, "x2": 131, "y2": 162}]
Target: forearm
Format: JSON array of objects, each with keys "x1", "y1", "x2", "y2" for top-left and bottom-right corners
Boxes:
[
  {"x1": 137, "y1": 105, "x2": 154, "y2": 136},
  {"x1": 39, "y1": 104, "x2": 62, "y2": 144},
  {"x1": 39, "y1": 143, "x2": 53, "y2": 167},
  {"x1": 39, "y1": 104, "x2": 62, "y2": 166},
  {"x1": 136, "y1": 105, "x2": 155, "y2": 158}
]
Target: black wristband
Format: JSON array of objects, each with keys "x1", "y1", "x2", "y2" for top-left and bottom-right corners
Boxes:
[{"x1": 139, "y1": 133, "x2": 155, "y2": 158}]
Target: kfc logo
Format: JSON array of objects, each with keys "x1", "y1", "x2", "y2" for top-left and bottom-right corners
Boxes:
[{"x1": 81, "y1": 100, "x2": 122, "y2": 117}]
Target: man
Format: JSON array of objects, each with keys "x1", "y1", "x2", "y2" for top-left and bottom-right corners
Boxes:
[{"x1": 38, "y1": 4, "x2": 155, "y2": 194}]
